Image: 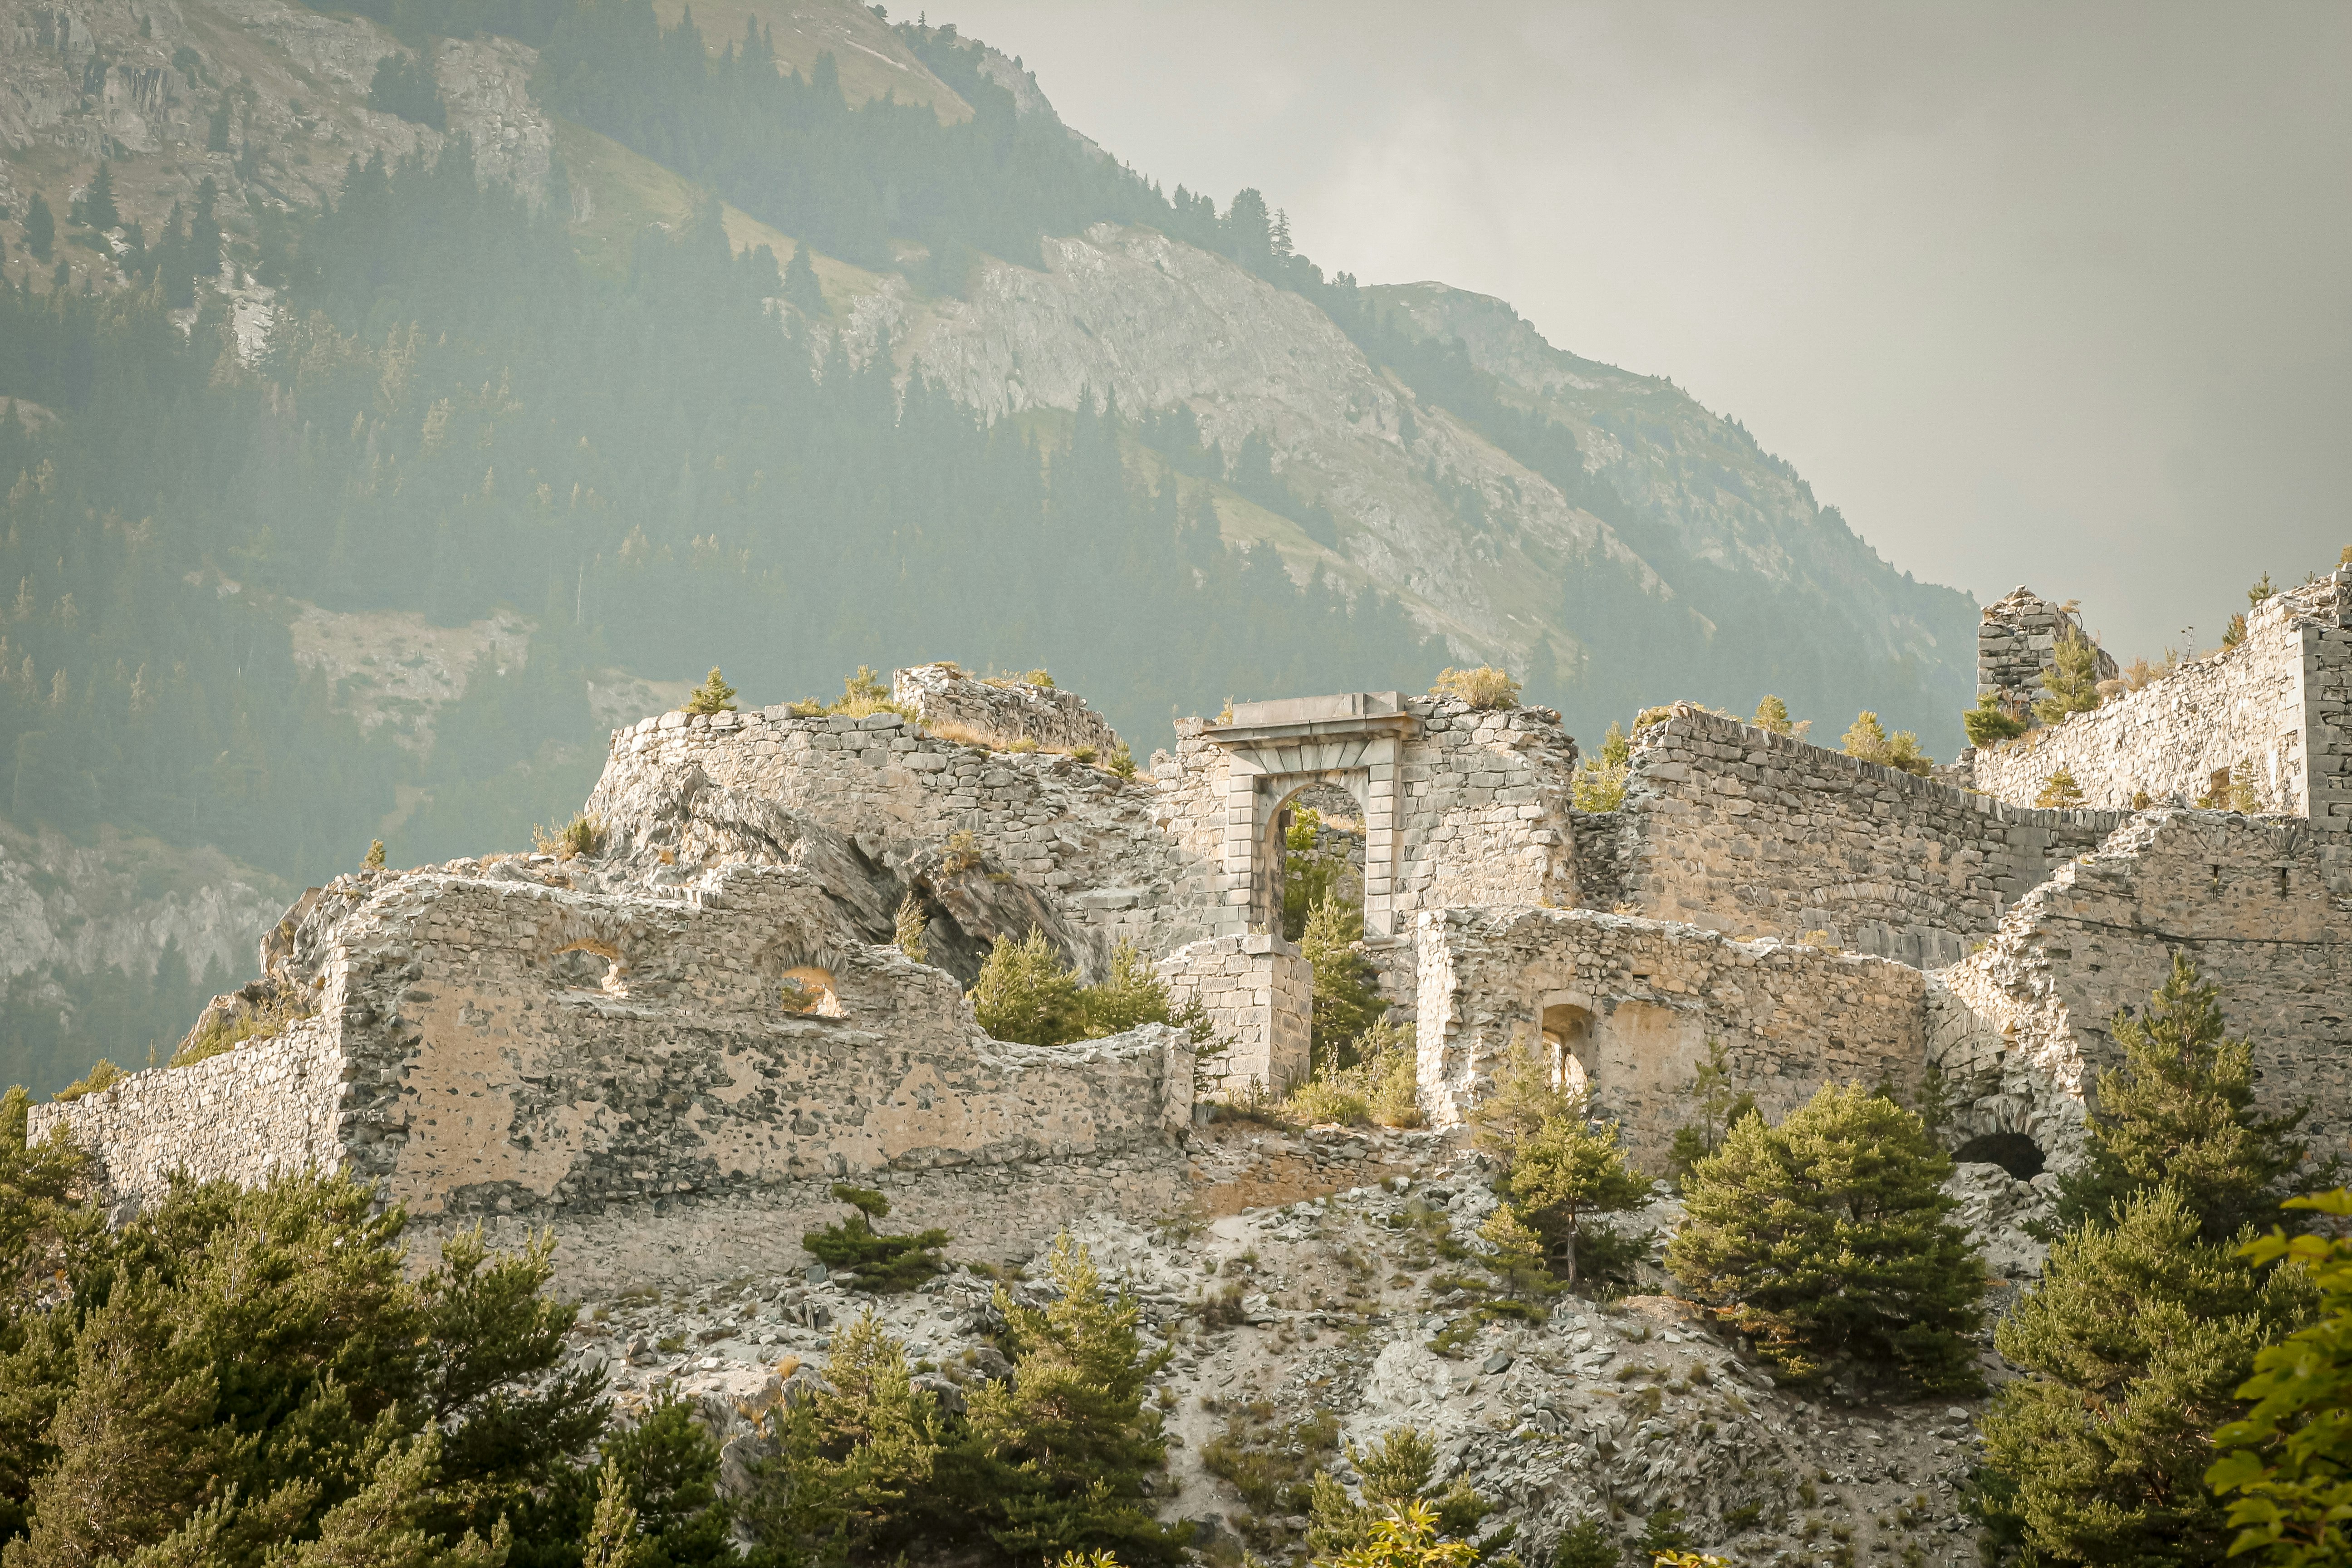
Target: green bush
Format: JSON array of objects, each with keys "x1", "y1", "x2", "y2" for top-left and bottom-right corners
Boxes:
[
  {"x1": 51, "y1": 1056, "x2": 126, "y2": 1101},
  {"x1": 1841, "y1": 711, "x2": 1933, "y2": 776},
  {"x1": 1666, "y1": 1082, "x2": 1985, "y2": 1393},
  {"x1": 969, "y1": 933, "x2": 1198, "y2": 1048},
  {"x1": 1961, "y1": 692, "x2": 2032, "y2": 747},
  {"x1": 741, "y1": 1311, "x2": 943, "y2": 1561},
  {"x1": 801, "y1": 1184, "x2": 951, "y2": 1293},
  {"x1": 2035, "y1": 769, "x2": 2084, "y2": 808},
  {"x1": 1571, "y1": 722, "x2": 1630, "y2": 812},
  {"x1": 2207, "y1": 1187, "x2": 2352, "y2": 1568},
  {"x1": 1429, "y1": 666, "x2": 1520, "y2": 710},
  {"x1": 1299, "y1": 890, "x2": 1387, "y2": 1068}
]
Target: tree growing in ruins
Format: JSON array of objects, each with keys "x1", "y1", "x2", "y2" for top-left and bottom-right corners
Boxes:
[
  {"x1": 1667, "y1": 1083, "x2": 1984, "y2": 1392},
  {"x1": 1963, "y1": 692, "x2": 2033, "y2": 748},
  {"x1": 1570, "y1": 722, "x2": 1629, "y2": 811},
  {"x1": 2035, "y1": 769, "x2": 2085, "y2": 808},
  {"x1": 1840, "y1": 710, "x2": 1933, "y2": 776},
  {"x1": 1977, "y1": 1186, "x2": 2315, "y2": 1568},
  {"x1": 1505, "y1": 1107, "x2": 1651, "y2": 1291},
  {"x1": 682, "y1": 667, "x2": 737, "y2": 714},
  {"x1": 2044, "y1": 954, "x2": 2317, "y2": 1246},
  {"x1": 2033, "y1": 627, "x2": 2105, "y2": 725}
]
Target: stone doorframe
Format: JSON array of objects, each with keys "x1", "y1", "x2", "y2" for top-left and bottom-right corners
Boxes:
[{"x1": 1197, "y1": 692, "x2": 1419, "y2": 941}]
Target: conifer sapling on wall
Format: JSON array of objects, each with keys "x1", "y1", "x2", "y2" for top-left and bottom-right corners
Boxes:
[{"x1": 682, "y1": 667, "x2": 737, "y2": 715}]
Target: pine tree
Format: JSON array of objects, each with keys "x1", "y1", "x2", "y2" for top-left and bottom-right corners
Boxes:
[
  {"x1": 82, "y1": 164, "x2": 119, "y2": 232},
  {"x1": 583, "y1": 1458, "x2": 643, "y2": 1568},
  {"x1": 743, "y1": 1312, "x2": 941, "y2": 1559},
  {"x1": 1752, "y1": 694, "x2": 1793, "y2": 734},
  {"x1": 1299, "y1": 890, "x2": 1384, "y2": 1068},
  {"x1": 1571, "y1": 722, "x2": 1629, "y2": 811},
  {"x1": 2034, "y1": 627, "x2": 2105, "y2": 723},
  {"x1": 366, "y1": 838, "x2": 387, "y2": 870},
  {"x1": 782, "y1": 241, "x2": 825, "y2": 316},
  {"x1": 1980, "y1": 1186, "x2": 2314, "y2": 1567},
  {"x1": 1505, "y1": 1108, "x2": 1649, "y2": 1289},
  {"x1": 276, "y1": 1431, "x2": 508, "y2": 1568},
  {"x1": 799, "y1": 1184, "x2": 949, "y2": 1293},
  {"x1": 954, "y1": 1234, "x2": 1179, "y2": 1563},
  {"x1": 25, "y1": 194, "x2": 54, "y2": 261},
  {"x1": 2047, "y1": 954, "x2": 2313, "y2": 1245},
  {"x1": 681, "y1": 667, "x2": 736, "y2": 714},
  {"x1": 1666, "y1": 1082, "x2": 1985, "y2": 1392}
]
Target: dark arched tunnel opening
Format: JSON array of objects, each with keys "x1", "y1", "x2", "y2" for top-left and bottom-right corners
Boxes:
[{"x1": 1952, "y1": 1131, "x2": 2046, "y2": 1181}]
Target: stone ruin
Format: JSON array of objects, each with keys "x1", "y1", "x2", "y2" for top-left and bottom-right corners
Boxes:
[{"x1": 30, "y1": 562, "x2": 2352, "y2": 1291}]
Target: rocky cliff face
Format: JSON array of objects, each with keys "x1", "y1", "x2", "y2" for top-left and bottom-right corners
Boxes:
[{"x1": 0, "y1": 819, "x2": 281, "y2": 987}]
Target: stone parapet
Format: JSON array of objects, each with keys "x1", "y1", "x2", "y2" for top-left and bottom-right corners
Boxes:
[
  {"x1": 1412, "y1": 905, "x2": 1925, "y2": 1168},
  {"x1": 1618, "y1": 707, "x2": 2122, "y2": 965},
  {"x1": 1970, "y1": 569, "x2": 2352, "y2": 817}
]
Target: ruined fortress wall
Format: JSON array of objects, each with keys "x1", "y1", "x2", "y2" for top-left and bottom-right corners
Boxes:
[
  {"x1": 34, "y1": 867, "x2": 1195, "y2": 1237},
  {"x1": 1970, "y1": 571, "x2": 2352, "y2": 819},
  {"x1": 1618, "y1": 709, "x2": 2122, "y2": 967},
  {"x1": 891, "y1": 663, "x2": 1124, "y2": 757},
  {"x1": 1394, "y1": 700, "x2": 1579, "y2": 915},
  {"x1": 26, "y1": 1015, "x2": 348, "y2": 1199},
  {"x1": 1157, "y1": 935, "x2": 1311, "y2": 1097},
  {"x1": 1929, "y1": 811, "x2": 2352, "y2": 1161},
  {"x1": 588, "y1": 708, "x2": 1214, "y2": 958},
  {"x1": 1412, "y1": 905, "x2": 1925, "y2": 1166},
  {"x1": 1977, "y1": 587, "x2": 2117, "y2": 703}
]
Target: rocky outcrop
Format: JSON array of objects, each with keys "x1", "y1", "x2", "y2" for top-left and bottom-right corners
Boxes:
[{"x1": 0, "y1": 818, "x2": 284, "y2": 990}]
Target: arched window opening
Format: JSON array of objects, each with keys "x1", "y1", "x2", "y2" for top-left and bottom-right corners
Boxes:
[
  {"x1": 1540, "y1": 1003, "x2": 1592, "y2": 1097},
  {"x1": 779, "y1": 965, "x2": 844, "y2": 1018},
  {"x1": 1953, "y1": 1130, "x2": 2045, "y2": 1181},
  {"x1": 551, "y1": 941, "x2": 626, "y2": 996}
]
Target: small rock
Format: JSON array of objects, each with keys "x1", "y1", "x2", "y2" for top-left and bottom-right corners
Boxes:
[
  {"x1": 1482, "y1": 1350, "x2": 1514, "y2": 1374},
  {"x1": 804, "y1": 1263, "x2": 828, "y2": 1285}
]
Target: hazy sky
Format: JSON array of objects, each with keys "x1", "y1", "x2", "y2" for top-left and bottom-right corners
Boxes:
[{"x1": 934, "y1": 0, "x2": 2350, "y2": 661}]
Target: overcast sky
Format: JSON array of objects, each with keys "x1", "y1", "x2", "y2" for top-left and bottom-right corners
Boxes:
[{"x1": 933, "y1": 0, "x2": 2350, "y2": 661}]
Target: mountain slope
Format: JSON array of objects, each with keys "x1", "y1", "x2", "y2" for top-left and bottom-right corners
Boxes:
[{"x1": 0, "y1": 0, "x2": 1983, "y2": 1093}]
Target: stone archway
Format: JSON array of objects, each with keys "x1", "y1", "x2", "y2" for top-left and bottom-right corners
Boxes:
[{"x1": 1198, "y1": 692, "x2": 1416, "y2": 941}]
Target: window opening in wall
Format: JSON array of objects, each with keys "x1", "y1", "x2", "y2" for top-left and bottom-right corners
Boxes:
[
  {"x1": 1953, "y1": 1130, "x2": 2045, "y2": 1181},
  {"x1": 1540, "y1": 1003, "x2": 1592, "y2": 1097},
  {"x1": 550, "y1": 941, "x2": 626, "y2": 995},
  {"x1": 779, "y1": 965, "x2": 844, "y2": 1018}
]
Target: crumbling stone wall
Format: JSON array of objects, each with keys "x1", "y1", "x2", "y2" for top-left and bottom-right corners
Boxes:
[
  {"x1": 24, "y1": 1015, "x2": 345, "y2": 1201},
  {"x1": 1412, "y1": 905, "x2": 1925, "y2": 1166},
  {"x1": 1157, "y1": 935, "x2": 1311, "y2": 1098},
  {"x1": 891, "y1": 663, "x2": 1124, "y2": 757},
  {"x1": 33, "y1": 863, "x2": 1195, "y2": 1255},
  {"x1": 1928, "y1": 809, "x2": 2352, "y2": 1163},
  {"x1": 1616, "y1": 707, "x2": 2121, "y2": 966},
  {"x1": 1970, "y1": 569, "x2": 2352, "y2": 818},
  {"x1": 1977, "y1": 586, "x2": 2118, "y2": 707},
  {"x1": 587, "y1": 708, "x2": 1206, "y2": 966}
]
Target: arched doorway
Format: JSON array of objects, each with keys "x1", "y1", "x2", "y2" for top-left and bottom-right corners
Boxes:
[{"x1": 1540, "y1": 1003, "x2": 1592, "y2": 1098}]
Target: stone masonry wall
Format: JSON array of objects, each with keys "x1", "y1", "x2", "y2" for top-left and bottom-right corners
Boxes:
[
  {"x1": 1927, "y1": 810, "x2": 2352, "y2": 1163},
  {"x1": 1977, "y1": 586, "x2": 2118, "y2": 706},
  {"x1": 1618, "y1": 707, "x2": 2123, "y2": 967},
  {"x1": 1413, "y1": 905, "x2": 1925, "y2": 1167},
  {"x1": 26, "y1": 1013, "x2": 347, "y2": 1202},
  {"x1": 892, "y1": 663, "x2": 1125, "y2": 757},
  {"x1": 1158, "y1": 936, "x2": 1312, "y2": 1098},
  {"x1": 1970, "y1": 569, "x2": 2352, "y2": 818},
  {"x1": 34, "y1": 864, "x2": 1195, "y2": 1274}
]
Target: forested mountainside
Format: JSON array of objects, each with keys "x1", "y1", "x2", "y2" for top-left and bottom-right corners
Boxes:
[{"x1": 0, "y1": 0, "x2": 1974, "y2": 1090}]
